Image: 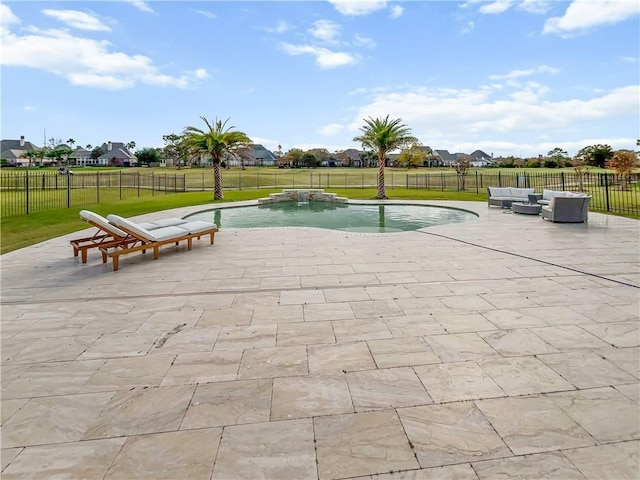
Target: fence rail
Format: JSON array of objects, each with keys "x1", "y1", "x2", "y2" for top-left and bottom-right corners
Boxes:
[{"x1": 1, "y1": 169, "x2": 638, "y2": 217}]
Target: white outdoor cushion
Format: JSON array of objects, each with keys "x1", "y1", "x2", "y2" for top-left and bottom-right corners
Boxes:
[
  {"x1": 152, "y1": 218, "x2": 187, "y2": 227},
  {"x1": 509, "y1": 188, "x2": 534, "y2": 198},
  {"x1": 80, "y1": 210, "x2": 128, "y2": 237},
  {"x1": 108, "y1": 214, "x2": 185, "y2": 242},
  {"x1": 489, "y1": 187, "x2": 511, "y2": 197},
  {"x1": 146, "y1": 226, "x2": 189, "y2": 242},
  {"x1": 177, "y1": 221, "x2": 218, "y2": 235}
]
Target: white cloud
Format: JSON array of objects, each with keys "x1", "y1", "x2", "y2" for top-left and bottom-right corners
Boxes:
[
  {"x1": 353, "y1": 34, "x2": 376, "y2": 48},
  {"x1": 543, "y1": 0, "x2": 640, "y2": 36},
  {"x1": 479, "y1": 1, "x2": 514, "y2": 14},
  {"x1": 42, "y1": 9, "x2": 111, "y2": 32},
  {"x1": 489, "y1": 65, "x2": 560, "y2": 80},
  {"x1": 125, "y1": 0, "x2": 154, "y2": 14},
  {"x1": 619, "y1": 56, "x2": 639, "y2": 63},
  {"x1": 1, "y1": 23, "x2": 208, "y2": 90},
  {"x1": 0, "y1": 4, "x2": 20, "y2": 27},
  {"x1": 192, "y1": 9, "x2": 216, "y2": 19},
  {"x1": 328, "y1": 0, "x2": 388, "y2": 16},
  {"x1": 348, "y1": 83, "x2": 639, "y2": 156},
  {"x1": 389, "y1": 5, "x2": 404, "y2": 18},
  {"x1": 266, "y1": 20, "x2": 292, "y2": 34},
  {"x1": 280, "y1": 43, "x2": 356, "y2": 69},
  {"x1": 319, "y1": 123, "x2": 345, "y2": 136},
  {"x1": 461, "y1": 21, "x2": 475, "y2": 34},
  {"x1": 23, "y1": 105, "x2": 35, "y2": 111},
  {"x1": 309, "y1": 20, "x2": 341, "y2": 42},
  {"x1": 518, "y1": 0, "x2": 551, "y2": 14}
]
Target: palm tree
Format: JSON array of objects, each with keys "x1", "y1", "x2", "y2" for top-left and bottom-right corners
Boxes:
[
  {"x1": 353, "y1": 115, "x2": 416, "y2": 199},
  {"x1": 182, "y1": 116, "x2": 251, "y2": 200}
]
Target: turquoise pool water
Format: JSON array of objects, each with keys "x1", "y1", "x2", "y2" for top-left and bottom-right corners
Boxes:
[{"x1": 185, "y1": 201, "x2": 477, "y2": 233}]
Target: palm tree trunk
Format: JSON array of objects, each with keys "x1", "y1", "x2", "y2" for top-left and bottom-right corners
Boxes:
[
  {"x1": 213, "y1": 162, "x2": 223, "y2": 200},
  {"x1": 377, "y1": 153, "x2": 387, "y2": 199}
]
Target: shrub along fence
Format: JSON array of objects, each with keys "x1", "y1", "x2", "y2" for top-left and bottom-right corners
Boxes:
[{"x1": 1, "y1": 169, "x2": 638, "y2": 217}]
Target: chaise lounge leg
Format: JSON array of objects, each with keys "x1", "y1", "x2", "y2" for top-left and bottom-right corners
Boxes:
[{"x1": 112, "y1": 256, "x2": 119, "y2": 271}]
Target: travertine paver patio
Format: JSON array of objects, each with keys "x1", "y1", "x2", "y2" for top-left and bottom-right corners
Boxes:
[{"x1": 1, "y1": 200, "x2": 639, "y2": 479}]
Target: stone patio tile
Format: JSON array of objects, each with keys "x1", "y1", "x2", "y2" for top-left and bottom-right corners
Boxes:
[
  {"x1": 251, "y1": 304, "x2": 304, "y2": 324},
  {"x1": 260, "y1": 276, "x2": 302, "y2": 289},
  {"x1": 214, "y1": 324, "x2": 277, "y2": 350},
  {"x1": 6, "y1": 335, "x2": 99, "y2": 365},
  {"x1": 77, "y1": 314, "x2": 148, "y2": 335},
  {"x1": 160, "y1": 350, "x2": 243, "y2": 385},
  {"x1": 546, "y1": 387, "x2": 640, "y2": 443},
  {"x1": 184, "y1": 293, "x2": 236, "y2": 309},
  {"x1": 301, "y1": 274, "x2": 341, "y2": 288},
  {"x1": 403, "y1": 283, "x2": 456, "y2": 298},
  {"x1": 518, "y1": 306, "x2": 593, "y2": 326},
  {"x1": 475, "y1": 396, "x2": 595, "y2": 455},
  {"x1": 181, "y1": 379, "x2": 271, "y2": 429},
  {"x1": 481, "y1": 309, "x2": 549, "y2": 329},
  {"x1": 562, "y1": 440, "x2": 640, "y2": 480},
  {"x1": 1, "y1": 392, "x2": 115, "y2": 448},
  {"x1": 398, "y1": 403, "x2": 511, "y2": 468},
  {"x1": 279, "y1": 289, "x2": 326, "y2": 305},
  {"x1": 0, "y1": 365, "x2": 30, "y2": 387},
  {"x1": 308, "y1": 342, "x2": 376, "y2": 375},
  {"x1": 367, "y1": 337, "x2": 439, "y2": 368},
  {"x1": 317, "y1": 264, "x2": 355, "y2": 275},
  {"x1": 323, "y1": 286, "x2": 370, "y2": 302},
  {"x1": 479, "y1": 356, "x2": 574, "y2": 396},
  {"x1": 615, "y1": 383, "x2": 640, "y2": 403},
  {"x1": 568, "y1": 303, "x2": 639, "y2": 323},
  {"x1": 348, "y1": 367, "x2": 432, "y2": 411},
  {"x1": 597, "y1": 346, "x2": 640, "y2": 378},
  {"x1": 478, "y1": 292, "x2": 540, "y2": 309},
  {"x1": 439, "y1": 295, "x2": 496, "y2": 312},
  {"x1": 137, "y1": 307, "x2": 203, "y2": 331},
  {"x1": 471, "y1": 451, "x2": 585, "y2": 479},
  {"x1": 211, "y1": 418, "x2": 316, "y2": 480},
  {"x1": 432, "y1": 312, "x2": 497, "y2": 333},
  {"x1": 197, "y1": 306, "x2": 253, "y2": 327},
  {"x1": 0, "y1": 399, "x2": 27, "y2": 426},
  {"x1": 411, "y1": 270, "x2": 456, "y2": 284},
  {"x1": 79, "y1": 332, "x2": 161, "y2": 359},
  {"x1": 528, "y1": 325, "x2": 610, "y2": 350},
  {"x1": 375, "y1": 272, "x2": 421, "y2": 284},
  {"x1": 3, "y1": 359, "x2": 106, "y2": 398},
  {"x1": 1, "y1": 448, "x2": 22, "y2": 472},
  {"x1": 580, "y1": 322, "x2": 639, "y2": 347},
  {"x1": 538, "y1": 350, "x2": 637, "y2": 388},
  {"x1": 479, "y1": 329, "x2": 559, "y2": 357},
  {"x1": 8, "y1": 316, "x2": 87, "y2": 339},
  {"x1": 237, "y1": 345, "x2": 308, "y2": 379},
  {"x1": 350, "y1": 299, "x2": 404, "y2": 318},
  {"x1": 425, "y1": 333, "x2": 500, "y2": 363},
  {"x1": 282, "y1": 265, "x2": 319, "y2": 276},
  {"x1": 304, "y1": 302, "x2": 355, "y2": 322},
  {"x1": 277, "y1": 322, "x2": 335, "y2": 346},
  {"x1": 0, "y1": 439, "x2": 126, "y2": 480},
  {"x1": 233, "y1": 291, "x2": 280, "y2": 307},
  {"x1": 332, "y1": 318, "x2": 393, "y2": 343},
  {"x1": 315, "y1": 410, "x2": 419, "y2": 479},
  {"x1": 105, "y1": 428, "x2": 222, "y2": 480},
  {"x1": 395, "y1": 297, "x2": 450, "y2": 315},
  {"x1": 365, "y1": 285, "x2": 413, "y2": 300},
  {"x1": 79, "y1": 355, "x2": 174, "y2": 393},
  {"x1": 373, "y1": 464, "x2": 479, "y2": 479},
  {"x1": 151, "y1": 326, "x2": 221, "y2": 355},
  {"x1": 383, "y1": 314, "x2": 446, "y2": 337},
  {"x1": 83, "y1": 385, "x2": 195, "y2": 439},
  {"x1": 413, "y1": 362, "x2": 504, "y2": 403},
  {"x1": 271, "y1": 375, "x2": 353, "y2": 420}
]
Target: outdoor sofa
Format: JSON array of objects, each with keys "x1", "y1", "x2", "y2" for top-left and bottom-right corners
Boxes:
[
  {"x1": 100, "y1": 214, "x2": 218, "y2": 271},
  {"x1": 537, "y1": 189, "x2": 589, "y2": 206},
  {"x1": 541, "y1": 195, "x2": 591, "y2": 223},
  {"x1": 487, "y1": 187, "x2": 535, "y2": 208}
]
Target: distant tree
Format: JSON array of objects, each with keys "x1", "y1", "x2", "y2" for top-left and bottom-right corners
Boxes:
[
  {"x1": 570, "y1": 156, "x2": 591, "y2": 192},
  {"x1": 301, "y1": 153, "x2": 318, "y2": 168},
  {"x1": 86, "y1": 144, "x2": 92, "y2": 150},
  {"x1": 275, "y1": 144, "x2": 283, "y2": 158},
  {"x1": 135, "y1": 147, "x2": 161, "y2": 165},
  {"x1": 607, "y1": 150, "x2": 639, "y2": 190},
  {"x1": 353, "y1": 115, "x2": 417, "y2": 199},
  {"x1": 453, "y1": 157, "x2": 471, "y2": 190},
  {"x1": 398, "y1": 143, "x2": 426, "y2": 168},
  {"x1": 576, "y1": 144, "x2": 614, "y2": 168},
  {"x1": 90, "y1": 147, "x2": 104, "y2": 160},
  {"x1": 162, "y1": 133, "x2": 190, "y2": 168},
  {"x1": 546, "y1": 147, "x2": 569, "y2": 168},
  {"x1": 182, "y1": 116, "x2": 251, "y2": 200},
  {"x1": 21, "y1": 150, "x2": 39, "y2": 168},
  {"x1": 282, "y1": 148, "x2": 304, "y2": 167},
  {"x1": 126, "y1": 141, "x2": 136, "y2": 152}
]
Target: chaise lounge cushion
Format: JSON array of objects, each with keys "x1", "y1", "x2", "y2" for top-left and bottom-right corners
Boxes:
[{"x1": 107, "y1": 214, "x2": 186, "y2": 242}]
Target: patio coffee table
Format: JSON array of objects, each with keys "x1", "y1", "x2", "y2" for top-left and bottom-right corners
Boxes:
[{"x1": 512, "y1": 202, "x2": 542, "y2": 215}]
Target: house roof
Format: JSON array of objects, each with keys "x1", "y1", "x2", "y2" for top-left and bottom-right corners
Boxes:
[
  {"x1": 469, "y1": 149, "x2": 492, "y2": 159},
  {"x1": 434, "y1": 150, "x2": 457, "y2": 162},
  {"x1": 336, "y1": 149, "x2": 362, "y2": 161},
  {"x1": 1, "y1": 139, "x2": 39, "y2": 153},
  {"x1": 97, "y1": 142, "x2": 135, "y2": 160},
  {"x1": 1, "y1": 149, "x2": 31, "y2": 160},
  {"x1": 251, "y1": 144, "x2": 276, "y2": 160}
]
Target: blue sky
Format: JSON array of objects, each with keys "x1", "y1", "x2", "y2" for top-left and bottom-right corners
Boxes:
[{"x1": 1, "y1": 0, "x2": 638, "y2": 157}]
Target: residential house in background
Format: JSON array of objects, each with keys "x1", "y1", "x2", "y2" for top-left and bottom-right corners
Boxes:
[
  {"x1": 0, "y1": 136, "x2": 39, "y2": 166},
  {"x1": 69, "y1": 147, "x2": 93, "y2": 166},
  {"x1": 335, "y1": 149, "x2": 363, "y2": 167},
  {"x1": 433, "y1": 149, "x2": 458, "y2": 167},
  {"x1": 468, "y1": 150, "x2": 494, "y2": 167},
  {"x1": 224, "y1": 144, "x2": 277, "y2": 167},
  {"x1": 97, "y1": 142, "x2": 136, "y2": 167}
]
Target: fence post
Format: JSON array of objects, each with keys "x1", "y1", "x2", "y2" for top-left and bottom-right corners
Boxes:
[
  {"x1": 119, "y1": 171, "x2": 123, "y2": 200},
  {"x1": 151, "y1": 172, "x2": 154, "y2": 196},
  {"x1": 475, "y1": 171, "x2": 479, "y2": 194},
  {"x1": 67, "y1": 170, "x2": 71, "y2": 208},
  {"x1": 257, "y1": 171, "x2": 260, "y2": 189},
  {"x1": 25, "y1": 171, "x2": 29, "y2": 215},
  {"x1": 561, "y1": 172, "x2": 565, "y2": 191},
  {"x1": 441, "y1": 172, "x2": 444, "y2": 191},
  {"x1": 137, "y1": 172, "x2": 140, "y2": 197},
  {"x1": 42, "y1": 173, "x2": 46, "y2": 191},
  {"x1": 97, "y1": 171, "x2": 100, "y2": 203},
  {"x1": 498, "y1": 171, "x2": 502, "y2": 187},
  {"x1": 275, "y1": 172, "x2": 277, "y2": 189},
  {"x1": 604, "y1": 174, "x2": 611, "y2": 211},
  {"x1": 239, "y1": 171, "x2": 242, "y2": 190},
  {"x1": 164, "y1": 174, "x2": 167, "y2": 194}
]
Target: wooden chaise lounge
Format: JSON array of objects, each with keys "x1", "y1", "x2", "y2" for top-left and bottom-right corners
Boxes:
[
  {"x1": 99, "y1": 214, "x2": 218, "y2": 271},
  {"x1": 71, "y1": 210, "x2": 139, "y2": 263}
]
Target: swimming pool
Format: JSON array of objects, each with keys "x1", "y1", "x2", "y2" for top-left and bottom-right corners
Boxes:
[{"x1": 185, "y1": 201, "x2": 477, "y2": 233}]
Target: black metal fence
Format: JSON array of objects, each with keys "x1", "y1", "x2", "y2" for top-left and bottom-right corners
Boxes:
[{"x1": 1, "y1": 169, "x2": 638, "y2": 217}]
